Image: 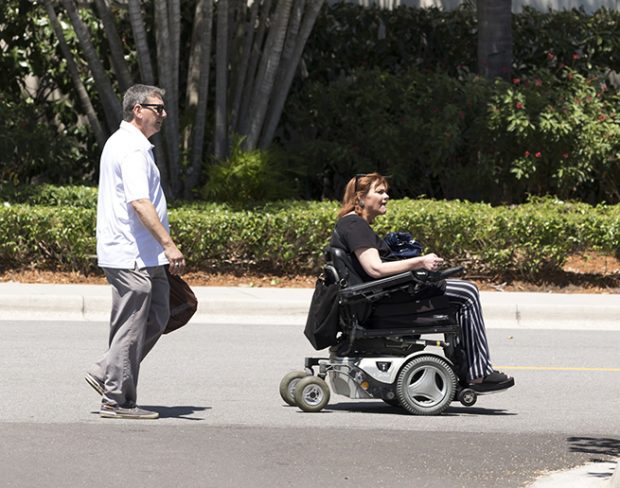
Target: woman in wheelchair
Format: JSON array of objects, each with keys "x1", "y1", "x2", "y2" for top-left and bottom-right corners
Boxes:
[{"x1": 330, "y1": 172, "x2": 514, "y2": 393}]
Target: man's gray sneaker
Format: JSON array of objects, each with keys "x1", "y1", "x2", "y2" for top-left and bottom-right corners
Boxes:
[
  {"x1": 100, "y1": 404, "x2": 159, "y2": 419},
  {"x1": 85, "y1": 373, "x2": 104, "y2": 396}
]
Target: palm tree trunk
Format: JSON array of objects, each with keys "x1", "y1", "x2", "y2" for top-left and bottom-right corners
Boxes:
[
  {"x1": 230, "y1": 0, "x2": 259, "y2": 134},
  {"x1": 260, "y1": 0, "x2": 323, "y2": 148},
  {"x1": 242, "y1": 0, "x2": 294, "y2": 151},
  {"x1": 237, "y1": 0, "x2": 273, "y2": 135},
  {"x1": 168, "y1": 0, "x2": 181, "y2": 106},
  {"x1": 59, "y1": 0, "x2": 122, "y2": 132},
  {"x1": 154, "y1": 0, "x2": 181, "y2": 196},
  {"x1": 185, "y1": 0, "x2": 214, "y2": 198},
  {"x1": 477, "y1": 0, "x2": 513, "y2": 81},
  {"x1": 185, "y1": 0, "x2": 208, "y2": 140},
  {"x1": 258, "y1": 0, "x2": 303, "y2": 148},
  {"x1": 127, "y1": 0, "x2": 155, "y2": 85},
  {"x1": 93, "y1": 0, "x2": 133, "y2": 92},
  {"x1": 44, "y1": 0, "x2": 107, "y2": 150},
  {"x1": 214, "y1": 0, "x2": 229, "y2": 160}
]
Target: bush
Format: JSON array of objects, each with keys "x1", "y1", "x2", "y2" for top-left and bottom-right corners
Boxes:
[
  {"x1": 202, "y1": 138, "x2": 297, "y2": 206},
  {"x1": 302, "y1": 4, "x2": 478, "y2": 82},
  {"x1": 283, "y1": 66, "x2": 620, "y2": 203},
  {"x1": 0, "y1": 184, "x2": 98, "y2": 208},
  {"x1": 1, "y1": 197, "x2": 619, "y2": 279},
  {"x1": 301, "y1": 4, "x2": 620, "y2": 83},
  {"x1": 0, "y1": 205, "x2": 97, "y2": 272},
  {"x1": 486, "y1": 68, "x2": 620, "y2": 202},
  {"x1": 514, "y1": 7, "x2": 620, "y2": 76}
]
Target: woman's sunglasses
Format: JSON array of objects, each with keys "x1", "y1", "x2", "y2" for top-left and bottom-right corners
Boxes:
[{"x1": 354, "y1": 173, "x2": 390, "y2": 192}]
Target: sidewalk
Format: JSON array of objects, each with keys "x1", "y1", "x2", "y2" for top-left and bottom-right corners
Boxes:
[{"x1": 1, "y1": 282, "x2": 619, "y2": 330}]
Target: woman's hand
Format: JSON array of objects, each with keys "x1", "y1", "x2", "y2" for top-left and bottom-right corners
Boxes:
[{"x1": 420, "y1": 253, "x2": 444, "y2": 271}]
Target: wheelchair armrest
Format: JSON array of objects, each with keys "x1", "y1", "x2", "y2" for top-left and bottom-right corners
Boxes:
[
  {"x1": 412, "y1": 266, "x2": 464, "y2": 282},
  {"x1": 338, "y1": 271, "x2": 415, "y2": 303}
]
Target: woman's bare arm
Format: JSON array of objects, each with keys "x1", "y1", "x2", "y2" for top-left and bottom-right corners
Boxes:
[{"x1": 354, "y1": 247, "x2": 444, "y2": 279}]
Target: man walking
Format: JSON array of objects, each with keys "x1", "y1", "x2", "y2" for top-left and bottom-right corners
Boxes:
[{"x1": 85, "y1": 84, "x2": 185, "y2": 419}]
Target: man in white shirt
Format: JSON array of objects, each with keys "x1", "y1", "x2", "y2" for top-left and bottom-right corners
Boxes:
[{"x1": 85, "y1": 84, "x2": 185, "y2": 419}]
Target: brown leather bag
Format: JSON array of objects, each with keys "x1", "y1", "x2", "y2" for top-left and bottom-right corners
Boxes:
[{"x1": 164, "y1": 267, "x2": 198, "y2": 334}]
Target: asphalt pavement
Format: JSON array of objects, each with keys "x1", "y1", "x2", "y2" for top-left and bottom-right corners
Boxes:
[{"x1": 0, "y1": 281, "x2": 619, "y2": 487}]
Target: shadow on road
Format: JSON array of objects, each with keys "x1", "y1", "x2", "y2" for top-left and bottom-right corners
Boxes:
[
  {"x1": 321, "y1": 401, "x2": 515, "y2": 416},
  {"x1": 142, "y1": 405, "x2": 211, "y2": 420},
  {"x1": 568, "y1": 436, "x2": 620, "y2": 462}
]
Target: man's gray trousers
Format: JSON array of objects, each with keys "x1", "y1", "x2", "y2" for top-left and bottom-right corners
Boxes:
[{"x1": 89, "y1": 265, "x2": 170, "y2": 407}]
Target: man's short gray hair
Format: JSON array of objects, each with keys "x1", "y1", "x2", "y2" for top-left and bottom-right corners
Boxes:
[{"x1": 122, "y1": 84, "x2": 166, "y2": 122}]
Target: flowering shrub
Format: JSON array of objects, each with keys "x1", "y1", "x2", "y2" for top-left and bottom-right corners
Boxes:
[
  {"x1": 284, "y1": 66, "x2": 620, "y2": 203},
  {"x1": 513, "y1": 7, "x2": 620, "y2": 76},
  {"x1": 487, "y1": 68, "x2": 620, "y2": 201}
]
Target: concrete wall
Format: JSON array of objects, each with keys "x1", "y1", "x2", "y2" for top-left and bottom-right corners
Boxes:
[{"x1": 333, "y1": 0, "x2": 620, "y2": 13}]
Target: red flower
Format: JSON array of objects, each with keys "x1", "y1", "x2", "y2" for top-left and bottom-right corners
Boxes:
[
  {"x1": 535, "y1": 152, "x2": 542, "y2": 158},
  {"x1": 598, "y1": 114, "x2": 607, "y2": 122},
  {"x1": 534, "y1": 79, "x2": 543, "y2": 87},
  {"x1": 562, "y1": 153, "x2": 569, "y2": 159},
  {"x1": 515, "y1": 102, "x2": 525, "y2": 110},
  {"x1": 547, "y1": 51, "x2": 555, "y2": 60},
  {"x1": 572, "y1": 52, "x2": 580, "y2": 60},
  {"x1": 512, "y1": 78, "x2": 521, "y2": 85},
  {"x1": 524, "y1": 151, "x2": 531, "y2": 157}
]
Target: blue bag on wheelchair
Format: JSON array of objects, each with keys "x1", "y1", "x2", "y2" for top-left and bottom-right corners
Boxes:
[{"x1": 384, "y1": 231, "x2": 423, "y2": 260}]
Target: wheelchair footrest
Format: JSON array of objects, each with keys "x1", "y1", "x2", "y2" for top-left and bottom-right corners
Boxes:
[{"x1": 353, "y1": 323, "x2": 459, "y2": 339}]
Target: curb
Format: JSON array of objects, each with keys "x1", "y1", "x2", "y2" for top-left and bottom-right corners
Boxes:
[
  {"x1": 1, "y1": 283, "x2": 619, "y2": 328},
  {"x1": 611, "y1": 461, "x2": 620, "y2": 487}
]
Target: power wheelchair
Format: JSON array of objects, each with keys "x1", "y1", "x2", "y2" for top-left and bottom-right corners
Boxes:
[{"x1": 280, "y1": 246, "x2": 482, "y2": 416}]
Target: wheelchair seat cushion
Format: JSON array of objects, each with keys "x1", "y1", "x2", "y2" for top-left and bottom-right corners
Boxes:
[{"x1": 366, "y1": 294, "x2": 457, "y2": 329}]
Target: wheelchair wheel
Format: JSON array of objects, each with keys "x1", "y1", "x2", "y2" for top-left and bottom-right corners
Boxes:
[
  {"x1": 294, "y1": 376, "x2": 330, "y2": 412},
  {"x1": 279, "y1": 371, "x2": 308, "y2": 406},
  {"x1": 396, "y1": 355, "x2": 456, "y2": 416},
  {"x1": 458, "y1": 388, "x2": 477, "y2": 407}
]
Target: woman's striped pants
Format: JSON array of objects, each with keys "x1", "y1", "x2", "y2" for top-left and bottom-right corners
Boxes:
[{"x1": 445, "y1": 280, "x2": 495, "y2": 381}]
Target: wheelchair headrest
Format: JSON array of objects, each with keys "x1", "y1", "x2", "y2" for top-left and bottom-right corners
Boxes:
[{"x1": 324, "y1": 246, "x2": 348, "y2": 263}]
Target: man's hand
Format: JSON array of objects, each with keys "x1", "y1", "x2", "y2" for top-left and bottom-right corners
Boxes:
[{"x1": 165, "y1": 243, "x2": 185, "y2": 276}]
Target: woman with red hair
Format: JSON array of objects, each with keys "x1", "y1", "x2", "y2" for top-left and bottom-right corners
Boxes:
[{"x1": 330, "y1": 173, "x2": 513, "y2": 392}]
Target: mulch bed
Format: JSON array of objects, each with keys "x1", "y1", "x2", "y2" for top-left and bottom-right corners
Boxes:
[{"x1": 1, "y1": 252, "x2": 619, "y2": 293}]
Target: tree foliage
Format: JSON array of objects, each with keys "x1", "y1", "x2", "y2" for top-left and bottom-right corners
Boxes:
[{"x1": 5, "y1": 0, "x2": 323, "y2": 199}]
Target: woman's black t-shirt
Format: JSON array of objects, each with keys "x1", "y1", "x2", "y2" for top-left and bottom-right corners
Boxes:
[{"x1": 330, "y1": 214, "x2": 391, "y2": 282}]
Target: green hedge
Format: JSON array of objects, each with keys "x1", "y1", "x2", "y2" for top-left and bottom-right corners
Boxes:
[{"x1": 1, "y1": 194, "x2": 619, "y2": 279}]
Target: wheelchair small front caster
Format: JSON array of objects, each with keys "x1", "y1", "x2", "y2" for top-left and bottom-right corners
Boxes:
[
  {"x1": 279, "y1": 370, "x2": 309, "y2": 406},
  {"x1": 458, "y1": 388, "x2": 477, "y2": 407},
  {"x1": 294, "y1": 376, "x2": 330, "y2": 412}
]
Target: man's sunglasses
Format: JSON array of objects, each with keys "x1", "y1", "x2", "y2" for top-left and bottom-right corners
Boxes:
[{"x1": 138, "y1": 103, "x2": 166, "y2": 115}]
